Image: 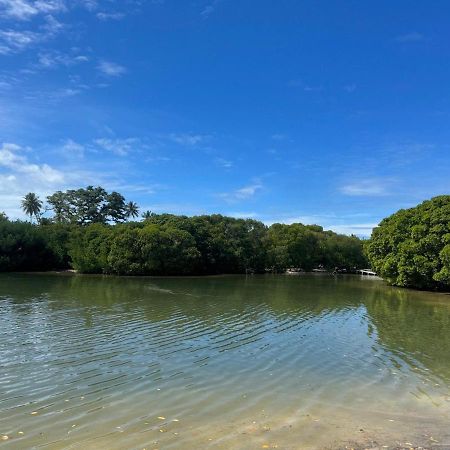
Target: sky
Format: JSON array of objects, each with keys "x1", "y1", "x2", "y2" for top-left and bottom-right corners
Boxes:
[{"x1": 1, "y1": 0, "x2": 450, "y2": 236}]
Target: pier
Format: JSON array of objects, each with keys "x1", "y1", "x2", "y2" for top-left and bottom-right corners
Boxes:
[{"x1": 357, "y1": 269, "x2": 377, "y2": 276}]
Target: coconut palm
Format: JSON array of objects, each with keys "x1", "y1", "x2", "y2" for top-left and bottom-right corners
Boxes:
[
  {"x1": 21, "y1": 193, "x2": 43, "y2": 223},
  {"x1": 125, "y1": 201, "x2": 139, "y2": 220},
  {"x1": 141, "y1": 210, "x2": 153, "y2": 220}
]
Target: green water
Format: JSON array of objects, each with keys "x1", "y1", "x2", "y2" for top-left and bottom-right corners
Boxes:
[{"x1": 1, "y1": 273, "x2": 450, "y2": 449}]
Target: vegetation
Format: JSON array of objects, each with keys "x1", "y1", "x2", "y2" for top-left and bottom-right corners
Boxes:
[
  {"x1": 365, "y1": 195, "x2": 450, "y2": 290},
  {"x1": 45, "y1": 186, "x2": 138, "y2": 224},
  {"x1": 0, "y1": 186, "x2": 367, "y2": 275},
  {"x1": 21, "y1": 192, "x2": 43, "y2": 224}
]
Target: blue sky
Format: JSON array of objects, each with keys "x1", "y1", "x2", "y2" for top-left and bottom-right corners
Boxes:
[{"x1": 1, "y1": 0, "x2": 450, "y2": 235}]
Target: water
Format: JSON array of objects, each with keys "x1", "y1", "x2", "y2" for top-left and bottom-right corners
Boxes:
[{"x1": 1, "y1": 273, "x2": 450, "y2": 449}]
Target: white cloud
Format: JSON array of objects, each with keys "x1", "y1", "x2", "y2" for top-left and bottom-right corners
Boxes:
[
  {"x1": 0, "y1": 0, "x2": 66, "y2": 20},
  {"x1": 325, "y1": 223, "x2": 377, "y2": 237},
  {"x1": 234, "y1": 184, "x2": 262, "y2": 199},
  {"x1": 339, "y1": 178, "x2": 392, "y2": 196},
  {"x1": 97, "y1": 60, "x2": 127, "y2": 77},
  {"x1": 0, "y1": 142, "x2": 67, "y2": 217},
  {"x1": 79, "y1": 0, "x2": 97, "y2": 11},
  {"x1": 228, "y1": 211, "x2": 258, "y2": 219},
  {"x1": 93, "y1": 137, "x2": 139, "y2": 156},
  {"x1": 168, "y1": 133, "x2": 209, "y2": 146},
  {"x1": 37, "y1": 50, "x2": 89, "y2": 68},
  {"x1": 0, "y1": 141, "x2": 133, "y2": 218},
  {"x1": 271, "y1": 134, "x2": 287, "y2": 141},
  {"x1": 220, "y1": 182, "x2": 263, "y2": 203},
  {"x1": 395, "y1": 32, "x2": 425, "y2": 43},
  {"x1": 96, "y1": 11, "x2": 124, "y2": 20},
  {"x1": 0, "y1": 142, "x2": 64, "y2": 183},
  {"x1": 0, "y1": 15, "x2": 63, "y2": 54},
  {"x1": 215, "y1": 157, "x2": 232, "y2": 168},
  {"x1": 201, "y1": 0, "x2": 222, "y2": 18},
  {"x1": 263, "y1": 213, "x2": 377, "y2": 237},
  {"x1": 0, "y1": 29, "x2": 40, "y2": 54},
  {"x1": 61, "y1": 139, "x2": 84, "y2": 157}
]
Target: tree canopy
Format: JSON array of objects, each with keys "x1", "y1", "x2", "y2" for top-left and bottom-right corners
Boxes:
[
  {"x1": 0, "y1": 187, "x2": 368, "y2": 276},
  {"x1": 21, "y1": 192, "x2": 43, "y2": 223},
  {"x1": 46, "y1": 186, "x2": 133, "y2": 225},
  {"x1": 365, "y1": 195, "x2": 450, "y2": 290}
]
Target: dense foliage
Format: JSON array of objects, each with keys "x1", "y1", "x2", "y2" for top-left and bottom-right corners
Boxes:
[
  {"x1": 0, "y1": 189, "x2": 367, "y2": 275},
  {"x1": 47, "y1": 186, "x2": 139, "y2": 225},
  {"x1": 365, "y1": 195, "x2": 450, "y2": 290}
]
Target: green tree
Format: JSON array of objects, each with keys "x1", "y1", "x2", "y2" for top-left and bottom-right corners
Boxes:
[
  {"x1": 21, "y1": 192, "x2": 43, "y2": 223},
  {"x1": 365, "y1": 195, "x2": 450, "y2": 290},
  {"x1": 125, "y1": 201, "x2": 140, "y2": 220},
  {"x1": 69, "y1": 224, "x2": 113, "y2": 273},
  {"x1": 142, "y1": 210, "x2": 153, "y2": 220},
  {"x1": 106, "y1": 191, "x2": 127, "y2": 223},
  {"x1": 47, "y1": 191, "x2": 73, "y2": 223}
]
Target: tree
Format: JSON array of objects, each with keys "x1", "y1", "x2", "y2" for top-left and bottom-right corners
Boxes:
[
  {"x1": 69, "y1": 223, "x2": 113, "y2": 273},
  {"x1": 365, "y1": 195, "x2": 450, "y2": 290},
  {"x1": 46, "y1": 187, "x2": 138, "y2": 225},
  {"x1": 73, "y1": 186, "x2": 108, "y2": 225},
  {"x1": 125, "y1": 201, "x2": 139, "y2": 220},
  {"x1": 142, "y1": 210, "x2": 154, "y2": 220},
  {"x1": 21, "y1": 193, "x2": 43, "y2": 223},
  {"x1": 107, "y1": 224, "x2": 201, "y2": 275},
  {"x1": 47, "y1": 191, "x2": 73, "y2": 223},
  {"x1": 106, "y1": 191, "x2": 127, "y2": 223}
]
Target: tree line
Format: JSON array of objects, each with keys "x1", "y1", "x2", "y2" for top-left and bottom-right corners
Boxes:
[{"x1": 0, "y1": 186, "x2": 367, "y2": 275}]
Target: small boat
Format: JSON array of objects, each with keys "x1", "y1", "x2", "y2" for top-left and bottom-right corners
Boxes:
[{"x1": 286, "y1": 267, "x2": 303, "y2": 274}]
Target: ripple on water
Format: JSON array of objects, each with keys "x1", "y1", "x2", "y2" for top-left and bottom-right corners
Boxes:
[{"x1": 1, "y1": 273, "x2": 450, "y2": 449}]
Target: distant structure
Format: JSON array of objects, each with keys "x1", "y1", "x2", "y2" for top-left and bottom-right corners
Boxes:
[{"x1": 357, "y1": 269, "x2": 377, "y2": 276}]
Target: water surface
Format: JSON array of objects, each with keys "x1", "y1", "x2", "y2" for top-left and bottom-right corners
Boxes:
[{"x1": 1, "y1": 274, "x2": 450, "y2": 449}]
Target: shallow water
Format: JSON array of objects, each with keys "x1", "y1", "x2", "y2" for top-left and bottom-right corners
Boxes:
[{"x1": 1, "y1": 273, "x2": 450, "y2": 449}]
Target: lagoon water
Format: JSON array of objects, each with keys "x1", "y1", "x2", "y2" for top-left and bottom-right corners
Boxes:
[{"x1": 1, "y1": 273, "x2": 450, "y2": 449}]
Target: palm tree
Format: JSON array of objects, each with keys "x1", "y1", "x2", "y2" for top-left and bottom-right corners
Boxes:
[
  {"x1": 21, "y1": 193, "x2": 43, "y2": 223},
  {"x1": 141, "y1": 210, "x2": 153, "y2": 220},
  {"x1": 125, "y1": 201, "x2": 139, "y2": 220}
]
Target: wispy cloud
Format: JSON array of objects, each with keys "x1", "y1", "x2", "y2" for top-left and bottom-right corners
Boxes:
[
  {"x1": 93, "y1": 137, "x2": 141, "y2": 156},
  {"x1": 271, "y1": 134, "x2": 287, "y2": 141},
  {"x1": 168, "y1": 133, "x2": 209, "y2": 146},
  {"x1": 339, "y1": 178, "x2": 393, "y2": 196},
  {"x1": 219, "y1": 182, "x2": 263, "y2": 203},
  {"x1": 0, "y1": 0, "x2": 66, "y2": 20},
  {"x1": 97, "y1": 60, "x2": 127, "y2": 77},
  {"x1": 37, "y1": 50, "x2": 89, "y2": 68},
  {"x1": 201, "y1": 0, "x2": 222, "y2": 18},
  {"x1": 96, "y1": 11, "x2": 125, "y2": 20},
  {"x1": 0, "y1": 29, "x2": 40, "y2": 54},
  {"x1": 215, "y1": 157, "x2": 232, "y2": 168},
  {"x1": 0, "y1": 15, "x2": 63, "y2": 54},
  {"x1": 395, "y1": 32, "x2": 426, "y2": 43},
  {"x1": 61, "y1": 139, "x2": 84, "y2": 158}
]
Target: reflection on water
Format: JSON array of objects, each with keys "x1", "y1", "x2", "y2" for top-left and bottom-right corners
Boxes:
[{"x1": 0, "y1": 273, "x2": 450, "y2": 449}]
